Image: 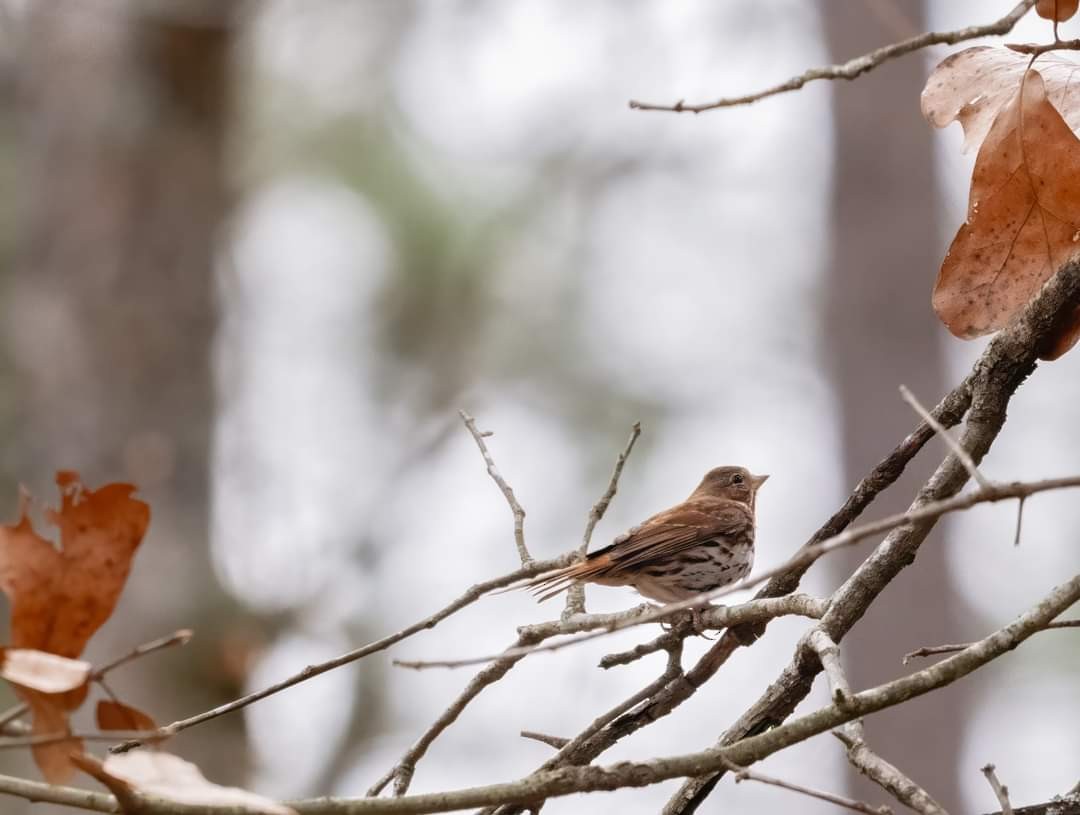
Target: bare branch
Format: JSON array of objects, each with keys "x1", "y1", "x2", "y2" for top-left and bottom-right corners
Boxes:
[
  {"x1": 903, "y1": 619, "x2": 1080, "y2": 663},
  {"x1": 393, "y1": 594, "x2": 827, "y2": 670},
  {"x1": 112, "y1": 555, "x2": 571, "y2": 754},
  {"x1": 460, "y1": 410, "x2": 531, "y2": 565},
  {"x1": 92, "y1": 628, "x2": 193, "y2": 677},
  {"x1": 808, "y1": 630, "x2": 854, "y2": 709},
  {"x1": 900, "y1": 384, "x2": 990, "y2": 489},
  {"x1": 628, "y1": 0, "x2": 1035, "y2": 113},
  {"x1": 834, "y1": 721, "x2": 948, "y2": 815},
  {"x1": 598, "y1": 622, "x2": 689, "y2": 670},
  {"x1": 0, "y1": 729, "x2": 163, "y2": 749},
  {"x1": 564, "y1": 422, "x2": 641, "y2": 617},
  {"x1": 982, "y1": 764, "x2": 1015, "y2": 815},
  {"x1": 722, "y1": 757, "x2": 891, "y2": 815}
]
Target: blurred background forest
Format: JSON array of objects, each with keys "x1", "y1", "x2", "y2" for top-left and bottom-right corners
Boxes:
[{"x1": 0, "y1": 1, "x2": 1076, "y2": 813}]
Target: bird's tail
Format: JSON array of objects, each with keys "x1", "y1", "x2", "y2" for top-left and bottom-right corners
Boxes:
[{"x1": 518, "y1": 552, "x2": 614, "y2": 603}]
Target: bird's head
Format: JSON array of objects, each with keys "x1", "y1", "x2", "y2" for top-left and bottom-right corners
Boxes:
[{"x1": 691, "y1": 466, "x2": 769, "y2": 508}]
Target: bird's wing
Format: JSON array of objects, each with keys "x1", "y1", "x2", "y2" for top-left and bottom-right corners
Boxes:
[
  {"x1": 526, "y1": 501, "x2": 753, "y2": 601},
  {"x1": 592, "y1": 503, "x2": 754, "y2": 572}
]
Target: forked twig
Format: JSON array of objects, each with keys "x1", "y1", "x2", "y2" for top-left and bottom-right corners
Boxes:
[{"x1": 460, "y1": 410, "x2": 531, "y2": 565}]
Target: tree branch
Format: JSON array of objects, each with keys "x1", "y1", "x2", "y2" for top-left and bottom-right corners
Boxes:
[
  {"x1": 834, "y1": 721, "x2": 947, "y2": 815},
  {"x1": 460, "y1": 410, "x2": 531, "y2": 566},
  {"x1": 628, "y1": 0, "x2": 1035, "y2": 113},
  {"x1": 721, "y1": 757, "x2": 891, "y2": 815},
  {"x1": 903, "y1": 619, "x2": 1080, "y2": 663},
  {"x1": 393, "y1": 595, "x2": 828, "y2": 670}
]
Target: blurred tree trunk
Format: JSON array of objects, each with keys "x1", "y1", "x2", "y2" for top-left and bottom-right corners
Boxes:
[
  {"x1": 822, "y1": 1, "x2": 968, "y2": 809},
  {"x1": 1, "y1": 0, "x2": 243, "y2": 797}
]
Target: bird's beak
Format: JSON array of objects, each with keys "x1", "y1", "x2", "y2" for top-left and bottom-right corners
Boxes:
[{"x1": 752, "y1": 474, "x2": 770, "y2": 489}]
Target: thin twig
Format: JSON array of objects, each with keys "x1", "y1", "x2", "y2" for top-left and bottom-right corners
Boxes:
[
  {"x1": 628, "y1": 0, "x2": 1036, "y2": 113},
  {"x1": 564, "y1": 422, "x2": 641, "y2": 617},
  {"x1": 0, "y1": 729, "x2": 163, "y2": 749},
  {"x1": 808, "y1": 630, "x2": 854, "y2": 709},
  {"x1": 598, "y1": 621, "x2": 690, "y2": 669},
  {"x1": 721, "y1": 757, "x2": 891, "y2": 815},
  {"x1": 903, "y1": 619, "x2": 1080, "y2": 663},
  {"x1": 111, "y1": 555, "x2": 570, "y2": 754},
  {"x1": 92, "y1": 629, "x2": 193, "y2": 678},
  {"x1": 460, "y1": 410, "x2": 531, "y2": 566},
  {"x1": 395, "y1": 474, "x2": 1080, "y2": 670},
  {"x1": 520, "y1": 732, "x2": 569, "y2": 750},
  {"x1": 1013, "y1": 495, "x2": 1026, "y2": 546},
  {"x1": 900, "y1": 384, "x2": 990, "y2": 489},
  {"x1": 834, "y1": 721, "x2": 947, "y2": 815},
  {"x1": 982, "y1": 764, "x2": 1015, "y2": 815}
]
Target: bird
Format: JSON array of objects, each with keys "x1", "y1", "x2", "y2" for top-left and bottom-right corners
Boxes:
[{"x1": 526, "y1": 466, "x2": 768, "y2": 605}]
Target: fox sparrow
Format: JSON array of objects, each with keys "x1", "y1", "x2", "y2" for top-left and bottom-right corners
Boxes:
[{"x1": 528, "y1": 466, "x2": 767, "y2": 604}]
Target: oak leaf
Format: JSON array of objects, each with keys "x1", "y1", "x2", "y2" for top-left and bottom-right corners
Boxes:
[
  {"x1": 922, "y1": 47, "x2": 1080, "y2": 153},
  {"x1": 923, "y1": 52, "x2": 1080, "y2": 358},
  {"x1": 0, "y1": 472, "x2": 149, "y2": 782}
]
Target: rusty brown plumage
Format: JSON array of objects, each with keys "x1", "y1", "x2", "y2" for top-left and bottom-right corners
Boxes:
[{"x1": 528, "y1": 466, "x2": 768, "y2": 604}]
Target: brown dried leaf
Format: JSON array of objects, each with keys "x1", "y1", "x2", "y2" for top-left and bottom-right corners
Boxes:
[
  {"x1": 0, "y1": 648, "x2": 90, "y2": 693},
  {"x1": 922, "y1": 46, "x2": 1080, "y2": 153},
  {"x1": 0, "y1": 473, "x2": 150, "y2": 657},
  {"x1": 933, "y1": 69, "x2": 1080, "y2": 358},
  {"x1": 76, "y1": 751, "x2": 296, "y2": 815},
  {"x1": 96, "y1": 699, "x2": 157, "y2": 733},
  {"x1": 1037, "y1": 0, "x2": 1079, "y2": 21},
  {"x1": 0, "y1": 472, "x2": 149, "y2": 781}
]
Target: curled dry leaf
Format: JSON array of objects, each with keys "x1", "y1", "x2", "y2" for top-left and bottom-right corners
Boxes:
[
  {"x1": 96, "y1": 700, "x2": 157, "y2": 734},
  {"x1": 0, "y1": 472, "x2": 150, "y2": 782},
  {"x1": 932, "y1": 68, "x2": 1080, "y2": 358},
  {"x1": 1037, "y1": 0, "x2": 1079, "y2": 22},
  {"x1": 0, "y1": 649, "x2": 90, "y2": 694},
  {"x1": 922, "y1": 46, "x2": 1080, "y2": 153},
  {"x1": 75, "y1": 751, "x2": 296, "y2": 815}
]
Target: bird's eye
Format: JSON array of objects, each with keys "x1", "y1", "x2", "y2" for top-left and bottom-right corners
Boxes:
[{"x1": 731, "y1": 473, "x2": 744, "y2": 485}]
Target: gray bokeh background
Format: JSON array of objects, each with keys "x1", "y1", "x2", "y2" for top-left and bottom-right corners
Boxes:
[{"x1": 0, "y1": 1, "x2": 1076, "y2": 813}]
